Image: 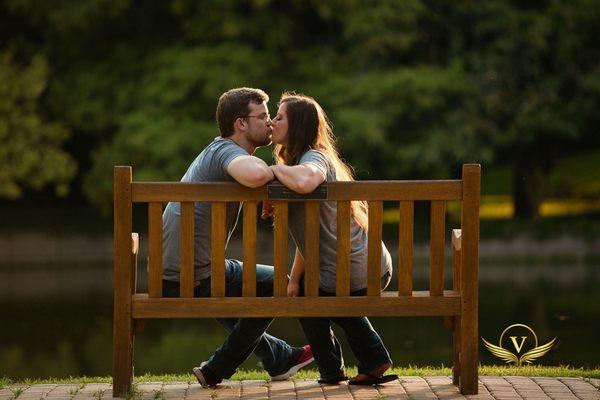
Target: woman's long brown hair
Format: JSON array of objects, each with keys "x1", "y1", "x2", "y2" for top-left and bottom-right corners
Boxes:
[{"x1": 273, "y1": 92, "x2": 368, "y2": 230}]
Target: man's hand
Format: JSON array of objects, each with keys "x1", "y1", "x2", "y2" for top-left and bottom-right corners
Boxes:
[
  {"x1": 287, "y1": 280, "x2": 300, "y2": 297},
  {"x1": 261, "y1": 201, "x2": 274, "y2": 220}
]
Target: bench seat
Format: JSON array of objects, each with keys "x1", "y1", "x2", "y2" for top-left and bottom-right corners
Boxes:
[{"x1": 132, "y1": 291, "x2": 461, "y2": 318}]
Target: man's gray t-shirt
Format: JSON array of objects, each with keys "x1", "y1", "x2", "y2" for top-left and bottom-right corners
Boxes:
[
  {"x1": 288, "y1": 150, "x2": 393, "y2": 293},
  {"x1": 162, "y1": 137, "x2": 247, "y2": 282}
]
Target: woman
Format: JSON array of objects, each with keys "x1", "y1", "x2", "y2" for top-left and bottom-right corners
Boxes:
[{"x1": 266, "y1": 93, "x2": 397, "y2": 385}]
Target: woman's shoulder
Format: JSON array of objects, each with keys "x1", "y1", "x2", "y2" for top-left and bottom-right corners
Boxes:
[
  {"x1": 300, "y1": 148, "x2": 334, "y2": 179},
  {"x1": 300, "y1": 148, "x2": 328, "y2": 164}
]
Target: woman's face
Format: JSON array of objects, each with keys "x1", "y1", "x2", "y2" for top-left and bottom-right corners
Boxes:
[{"x1": 271, "y1": 102, "x2": 289, "y2": 146}]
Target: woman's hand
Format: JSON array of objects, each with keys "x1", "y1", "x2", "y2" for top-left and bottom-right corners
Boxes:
[
  {"x1": 261, "y1": 201, "x2": 274, "y2": 220},
  {"x1": 287, "y1": 280, "x2": 300, "y2": 297}
]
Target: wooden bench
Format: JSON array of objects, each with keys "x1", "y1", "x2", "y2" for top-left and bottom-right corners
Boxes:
[{"x1": 112, "y1": 164, "x2": 481, "y2": 396}]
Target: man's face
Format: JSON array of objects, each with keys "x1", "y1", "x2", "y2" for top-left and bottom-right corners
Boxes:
[{"x1": 244, "y1": 101, "x2": 272, "y2": 147}]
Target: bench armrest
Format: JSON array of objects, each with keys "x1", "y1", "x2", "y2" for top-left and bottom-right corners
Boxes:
[{"x1": 452, "y1": 229, "x2": 461, "y2": 251}]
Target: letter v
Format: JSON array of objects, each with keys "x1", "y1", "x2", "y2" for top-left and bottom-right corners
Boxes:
[{"x1": 510, "y1": 336, "x2": 527, "y2": 353}]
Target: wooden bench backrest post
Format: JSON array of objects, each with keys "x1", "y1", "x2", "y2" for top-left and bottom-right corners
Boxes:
[
  {"x1": 398, "y1": 201, "x2": 414, "y2": 295},
  {"x1": 336, "y1": 201, "x2": 351, "y2": 296},
  {"x1": 148, "y1": 203, "x2": 163, "y2": 297},
  {"x1": 273, "y1": 201, "x2": 288, "y2": 296},
  {"x1": 179, "y1": 202, "x2": 195, "y2": 297},
  {"x1": 242, "y1": 202, "x2": 258, "y2": 297}
]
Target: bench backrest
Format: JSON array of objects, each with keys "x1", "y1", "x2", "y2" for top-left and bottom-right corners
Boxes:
[{"x1": 114, "y1": 164, "x2": 480, "y2": 306}]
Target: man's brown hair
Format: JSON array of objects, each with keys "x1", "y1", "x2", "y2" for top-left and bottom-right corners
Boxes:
[{"x1": 216, "y1": 87, "x2": 269, "y2": 137}]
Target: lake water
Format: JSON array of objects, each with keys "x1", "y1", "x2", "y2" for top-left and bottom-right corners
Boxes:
[{"x1": 1, "y1": 235, "x2": 599, "y2": 379}]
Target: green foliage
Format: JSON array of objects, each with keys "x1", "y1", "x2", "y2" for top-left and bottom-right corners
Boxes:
[
  {"x1": 319, "y1": 65, "x2": 494, "y2": 179},
  {"x1": 0, "y1": 52, "x2": 76, "y2": 199},
  {"x1": 1, "y1": 0, "x2": 598, "y2": 217}
]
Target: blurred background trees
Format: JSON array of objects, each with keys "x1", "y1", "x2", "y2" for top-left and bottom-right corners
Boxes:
[{"x1": 1, "y1": 0, "x2": 598, "y2": 219}]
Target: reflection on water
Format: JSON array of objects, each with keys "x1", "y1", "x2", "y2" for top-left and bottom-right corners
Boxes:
[{"x1": 1, "y1": 257, "x2": 599, "y2": 379}]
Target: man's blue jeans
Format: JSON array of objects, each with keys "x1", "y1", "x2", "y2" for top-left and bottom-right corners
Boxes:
[
  {"x1": 298, "y1": 273, "x2": 392, "y2": 379},
  {"x1": 162, "y1": 260, "x2": 294, "y2": 378}
]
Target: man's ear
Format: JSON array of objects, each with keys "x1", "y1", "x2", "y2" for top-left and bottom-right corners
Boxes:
[{"x1": 233, "y1": 117, "x2": 247, "y2": 134}]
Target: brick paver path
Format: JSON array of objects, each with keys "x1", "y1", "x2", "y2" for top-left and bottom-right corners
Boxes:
[{"x1": 1, "y1": 377, "x2": 598, "y2": 400}]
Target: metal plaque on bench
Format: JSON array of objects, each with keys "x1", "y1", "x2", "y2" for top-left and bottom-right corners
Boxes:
[{"x1": 267, "y1": 182, "x2": 328, "y2": 200}]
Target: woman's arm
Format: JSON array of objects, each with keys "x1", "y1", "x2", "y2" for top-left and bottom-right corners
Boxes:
[
  {"x1": 287, "y1": 247, "x2": 306, "y2": 297},
  {"x1": 270, "y1": 164, "x2": 326, "y2": 194}
]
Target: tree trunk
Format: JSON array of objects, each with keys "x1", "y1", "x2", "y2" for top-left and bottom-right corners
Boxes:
[{"x1": 513, "y1": 160, "x2": 544, "y2": 220}]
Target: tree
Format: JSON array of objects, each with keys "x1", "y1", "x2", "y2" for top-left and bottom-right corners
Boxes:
[
  {"x1": 0, "y1": 52, "x2": 76, "y2": 198},
  {"x1": 463, "y1": 0, "x2": 600, "y2": 218}
]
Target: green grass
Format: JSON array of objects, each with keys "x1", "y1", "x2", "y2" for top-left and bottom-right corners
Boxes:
[{"x1": 2, "y1": 365, "x2": 599, "y2": 388}]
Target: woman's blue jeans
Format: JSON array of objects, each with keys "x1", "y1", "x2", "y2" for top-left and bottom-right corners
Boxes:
[
  {"x1": 298, "y1": 273, "x2": 392, "y2": 379},
  {"x1": 162, "y1": 260, "x2": 294, "y2": 379}
]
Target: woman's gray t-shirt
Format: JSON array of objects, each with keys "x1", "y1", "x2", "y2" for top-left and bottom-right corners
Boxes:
[{"x1": 287, "y1": 150, "x2": 392, "y2": 293}]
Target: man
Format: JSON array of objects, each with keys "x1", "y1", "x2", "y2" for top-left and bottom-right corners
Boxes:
[{"x1": 161, "y1": 88, "x2": 313, "y2": 387}]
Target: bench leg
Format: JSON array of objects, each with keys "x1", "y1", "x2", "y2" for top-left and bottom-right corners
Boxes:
[
  {"x1": 459, "y1": 311, "x2": 478, "y2": 394},
  {"x1": 452, "y1": 316, "x2": 461, "y2": 386},
  {"x1": 459, "y1": 163, "x2": 479, "y2": 395},
  {"x1": 113, "y1": 316, "x2": 134, "y2": 397},
  {"x1": 113, "y1": 166, "x2": 135, "y2": 397}
]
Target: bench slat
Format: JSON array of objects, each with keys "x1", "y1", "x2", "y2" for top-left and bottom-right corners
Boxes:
[
  {"x1": 274, "y1": 202, "x2": 288, "y2": 297},
  {"x1": 305, "y1": 202, "x2": 320, "y2": 297},
  {"x1": 367, "y1": 201, "x2": 383, "y2": 296},
  {"x1": 132, "y1": 291, "x2": 461, "y2": 318},
  {"x1": 430, "y1": 201, "x2": 446, "y2": 296},
  {"x1": 211, "y1": 202, "x2": 226, "y2": 297},
  {"x1": 131, "y1": 180, "x2": 463, "y2": 202},
  {"x1": 329, "y1": 181, "x2": 462, "y2": 201},
  {"x1": 336, "y1": 201, "x2": 351, "y2": 296},
  {"x1": 148, "y1": 202, "x2": 163, "y2": 298},
  {"x1": 179, "y1": 202, "x2": 195, "y2": 298},
  {"x1": 399, "y1": 201, "x2": 414, "y2": 296},
  {"x1": 242, "y1": 202, "x2": 257, "y2": 297}
]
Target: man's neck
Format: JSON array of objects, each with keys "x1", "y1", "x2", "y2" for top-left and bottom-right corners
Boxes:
[{"x1": 228, "y1": 133, "x2": 256, "y2": 155}]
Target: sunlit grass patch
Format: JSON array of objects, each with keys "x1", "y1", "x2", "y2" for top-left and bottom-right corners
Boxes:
[
  {"x1": 0, "y1": 377, "x2": 12, "y2": 389},
  {"x1": 231, "y1": 365, "x2": 600, "y2": 379},
  {"x1": 479, "y1": 365, "x2": 600, "y2": 378}
]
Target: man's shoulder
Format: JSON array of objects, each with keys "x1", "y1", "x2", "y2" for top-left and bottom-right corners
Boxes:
[
  {"x1": 196, "y1": 137, "x2": 243, "y2": 160},
  {"x1": 209, "y1": 136, "x2": 241, "y2": 149},
  {"x1": 185, "y1": 137, "x2": 246, "y2": 182}
]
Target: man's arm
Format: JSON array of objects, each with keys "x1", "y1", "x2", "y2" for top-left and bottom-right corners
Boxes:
[
  {"x1": 227, "y1": 155, "x2": 275, "y2": 188},
  {"x1": 270, "y1": 164, "x2": 326, "y2": 194}
]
